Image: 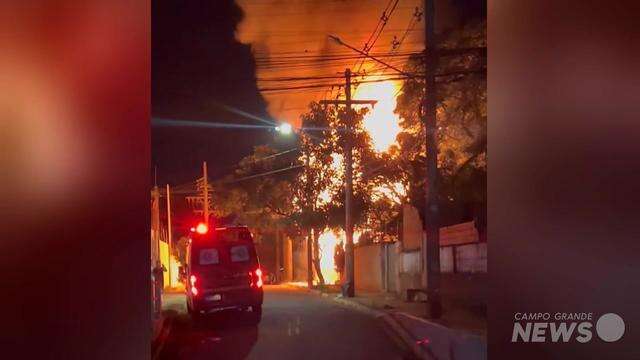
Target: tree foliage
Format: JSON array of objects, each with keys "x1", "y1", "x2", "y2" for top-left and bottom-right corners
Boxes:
[
  {"x1": 212, "y1": 20, "x2": 487, "y2": 283},
  {"x1": 395, "y1": 20, "x2": 486, "y2": 226},
  {"x1": 214, "y1": 144, "x2": 296, "y2": 242}
]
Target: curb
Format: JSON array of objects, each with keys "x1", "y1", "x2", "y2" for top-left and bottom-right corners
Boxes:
[
  {"x1": 284, "y1": 284, "x2": 484, "y2": 360},
  {"x1": 332, "y1": 296, "x2": 384, "y2": 317},
  {"x1": 331, "y1": 297, "x2": 430, "y2": 360},
  {"x1": 281, "y1": 283, "x2": 323, "y2": 296},
  {"x1": 381, "y1": 313, "x2": 433, "y2": 360},
  {"x1": 390, "y1": 311, "x2": 487, "y2": 360}
]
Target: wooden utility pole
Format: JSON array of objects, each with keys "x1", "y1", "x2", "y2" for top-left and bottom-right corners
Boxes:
[
  {"x1": 423, "y1": 0, "x2": 442, "y2": 319},
  {"x1": 188, "y1": 162, "x2": 213, "y2": 222},
  {"x1": 151, "y1": 186, "x2": 161, "y2": 265},
  {"x1": 320, "y1": 68, "x2": 376, "y2": 297},
  {"x1": 343, "y1": 68, "x2": 355, "y2": 297},
  {"x1": 275, "y1": 226, "x2": 281, "y2": 283},
  {"x1": 203, "y1": 161, "x2": 210, "y2": 225},
  {"x1": 305, "y1": 155, "x2": 314, "y2": 288},
  {"x1": 166, "y1": 183, "x2": 173, "y2": 288},
  {"x1": 307, "y1": 230, "x2": 314, "y2": 288}
]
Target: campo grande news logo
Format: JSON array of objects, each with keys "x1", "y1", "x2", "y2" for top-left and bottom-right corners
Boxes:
[{"x1": 512, "y1": 312, "x2": 625, "y2": 343}]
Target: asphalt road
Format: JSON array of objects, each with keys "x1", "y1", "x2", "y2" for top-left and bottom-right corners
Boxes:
[{"x1": 156, "y1": 285, "x2": 410, "y2": 360}]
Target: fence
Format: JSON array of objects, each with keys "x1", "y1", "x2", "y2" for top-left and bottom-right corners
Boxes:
[
  {"x1": 439, "y1": 221, "x2": 486, "y2": 274},
  {"x1": 354, "y1": 244, "x2": 384, "y2": 292},
  {"x1": 353, "y1": 220, "x2": 487, "y2": 302}
]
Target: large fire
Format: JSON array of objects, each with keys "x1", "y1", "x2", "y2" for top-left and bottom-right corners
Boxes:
[
  {"x1": 169, "y1": 255, "x2": 183, "y2": 290},
  {"x1": 235, "y1": 0, "x2": 417, "y2": 286},
  {"x1": 317, "y1": 231, "x2": 340, "y2": 284},
  {"x1": 317, "y1": 229, "x2": 361, "y2": 285},
  {"x1": 355, "y1": 80, "x2": 402, "y2": 153},
  {"x1": 159, "y1": 240, "x2": 183, "y2": 289},
  {"x1": 235, "y1": 0, "x2": 423, "y2": 132}
]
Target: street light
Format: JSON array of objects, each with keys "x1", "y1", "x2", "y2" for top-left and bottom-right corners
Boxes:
[{"x1": 275, "y1": 122, "x2": 292, "y2": 135}]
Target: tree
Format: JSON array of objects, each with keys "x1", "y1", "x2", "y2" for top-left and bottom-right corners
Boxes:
[
  {"x1": 289, "y1": 100, "x2": 387, "y2": 285},
  {"x1": 214, "y1": 145, "x2": 296, "y2": 242},
  {"x1": 291, "y1": 103, "x2": 339, "y2": 286},
  {"x1": 394, "y1": 20, "x2": 486, "y2": 227}
]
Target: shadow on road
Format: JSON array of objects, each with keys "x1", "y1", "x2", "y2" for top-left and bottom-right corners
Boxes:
[{"x1": 159, "y1": 310, "x2": 259, "y2": 360}]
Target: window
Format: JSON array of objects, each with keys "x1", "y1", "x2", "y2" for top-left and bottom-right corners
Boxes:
[
  {"x1": 230, "y1": 245, "x2": 250, "y2": 263},
  {"x1": 199, "y1": 248, "x2": 219, "y2": 265}
]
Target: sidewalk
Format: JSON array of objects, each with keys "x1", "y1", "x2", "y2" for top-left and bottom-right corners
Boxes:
[
  {"x1": 285, "y1": 283, "x2": 486, "y2": 360},
  {"x1": 338, "y1": 291, "x2": 486, "y2": 337},
  {"x1": 152, "y1": 313, "x2": 165, "y2": 342},
  {"x1": 152, "y1": 290, "x2": 186, "y2": 360},
  {"x1": 152, "y1": 289, "x2": 186, "y2": 340}
]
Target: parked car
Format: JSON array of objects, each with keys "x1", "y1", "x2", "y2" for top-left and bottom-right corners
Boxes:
[{"x1": 182, "y1": 224, "x2": 264, "y2": 324}]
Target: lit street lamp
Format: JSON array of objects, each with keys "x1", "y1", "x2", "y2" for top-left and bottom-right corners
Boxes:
[{"x1": 275, "y1": 122, "x2": 292, "y2": 135}]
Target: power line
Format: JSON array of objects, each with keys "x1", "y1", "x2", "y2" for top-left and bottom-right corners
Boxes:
[
  {"x1": 225, "y1": 164, "x2": 305, "y2": 183},
  {"x1": 250, "y1": 148, "x2": 300, "y2": 161},
  {"x1": 362, "y1": 5, "x2": 424, "y2": 94},
  {"x1": 321, "y1": 0, "x2": 401, "y2": 102},
  {"x1": 322, "y1": 0, "x2": 400, "y2": 102},
  {"x1": 254, "y1": 50, "x2": 420, "y2": 62},
  {"x1": 156, "y1": 149, "x2": 302, "y2": 195},
  {"x1": 241, "y1": 27, "x2": 421, "y2": 36},
  {"x1": 258, "y1": 75, "x2": 412, "y2": 92},
  {"x1": 353, "y1": 0, "x2": 401, "y2": 75},
  {"x1": 252, "y1": 40, "x2": 424, "y2": 57},
  {"x1": 256, "y1": 70, "x2": 409, "y2": 82}
]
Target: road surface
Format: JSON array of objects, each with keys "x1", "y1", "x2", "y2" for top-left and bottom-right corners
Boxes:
[{"x1": 156, "y1": 285, "x2": 410, "y2": 360}]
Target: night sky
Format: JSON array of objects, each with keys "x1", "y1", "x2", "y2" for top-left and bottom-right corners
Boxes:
[
  {"x1": 152, "y1": 1, "x2": 294, "y2": 185},
  {"x1": 152, "y1": 0, "x2": 485, "y2": 186}
]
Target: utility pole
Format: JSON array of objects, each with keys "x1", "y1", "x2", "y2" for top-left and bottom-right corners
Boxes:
[
  {"x1": 275, "y1": 226, "x2": 281, "y2": 283},
  {"x1": 343, "y1": 68, "x2": 355, "y2": 297},
  {"x1": 189, "y1": 162, "x2": 213, "y2": 223},
  {"x1": 307, "y1": 230, "x2": 314, "y2": 288},
  {"x1": 320, "y1": 68, "x2": 377, "y2": 297},
  {"x1": 305, "y1": 155, "x2": 314, "y2": 288},
  {"x1": 151, "y1": 185, "x2": 161, "y2": 265},
  {"x1": 423, "y1": 0, "x2": 442, "y2": 319},
  {"x1": 166, "y1": 183, "x2": 173, "y2": 288},
  {"x1": 203, "y1": 161, "x2": 210, "y2": 225}
]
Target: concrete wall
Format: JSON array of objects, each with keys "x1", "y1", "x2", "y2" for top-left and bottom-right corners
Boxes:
[
  {"x1": 440, "y1": 221, "x2": 486, "y2": 274},
  {"x1": 397, "y1": 249, "x2": 423, "y2": 299},
  {"x1": 396, "y1": 211, "x2": 488, "y2": 301},
  {"x1": 395, "y1": 245, "x2": 487, "y2": 302},
  {"x1": 402, "y1": 204, "x2": 423, "y2": 250},
  {"x1": 383, "y1": 242, "x2": 399, "y2": 292},
  {"x1": 354, "y1": 244, "x2": 384, "y2": 292},
  {"x1": 292, "y1": 238, "x2": 309, "y2": 282},
  {"x1": 458, "y1": 243, "x2": 487, "y2": 273},
  {"x1": 353, "y1": 240, "x2": 487, "y2": 303},
  {"x1": 440, "y1": 243, "x2": 487, "y2": 273},
  {"x1": 255, "y1": 238, "x2": 276, "y2": 275},
  {"x1": 401, "y1": 250, "x2": 422, "y2": 273},
  {"x1": 282, "y1": 237, "x2": 293, "y2": 282},
  {"x1": 440, "y1": 246, "x2": 454, "y2": 273}
]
